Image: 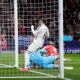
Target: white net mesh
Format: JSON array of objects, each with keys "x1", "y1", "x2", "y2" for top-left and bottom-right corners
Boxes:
[
  {"x1": 18, "y1": 0, "x2": 59, "y2": 50},
  {"x1": 0, "y1": 0, "x2": 60, "y2": 78},
  {"x1": 0, "y1": 0, "x2": 15, "y2": 68}
]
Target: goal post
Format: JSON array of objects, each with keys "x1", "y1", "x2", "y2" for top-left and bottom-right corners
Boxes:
[
  {"x1": 14, "y1": 0, "x2": 19, "y2": 68},
  {"x1": 58, "y1": 0, "x2": 64, "y2": 79},
  {"x1": 0, "y1": 0, "x2": 16, "y2": 68},
  {"x1": 0, "y1": 0, "x2": 19, "y2": 68}
]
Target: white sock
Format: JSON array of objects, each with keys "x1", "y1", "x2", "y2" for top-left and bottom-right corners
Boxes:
[{"x1": 24, "y1": 51, "x2": 30, "y2": 68}]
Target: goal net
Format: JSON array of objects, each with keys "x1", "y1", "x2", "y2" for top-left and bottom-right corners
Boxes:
[
  {"x1": 0, "y1": 0, "x2": 64, "y2": 79},
  {"x1": 0, "y1": 0, "x2": 15, "y2": 68}
]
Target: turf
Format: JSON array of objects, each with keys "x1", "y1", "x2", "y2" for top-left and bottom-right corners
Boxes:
[{"x1": 0, "y1": 53, "x2": 80, "y2": 80}]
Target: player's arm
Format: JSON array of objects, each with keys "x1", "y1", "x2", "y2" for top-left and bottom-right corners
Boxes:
[
  {"x1": 53, "y1": 47, "x2": 58, "y2": 56},
  {"x1": 31, "y1": 25, "x2": 41, "y2": 36},
  {"x1": 31, "y1": 25, "x2": 36, "y2": 36},
  {"x1": 41, "y1": 28, "x2": 49, "y2": 39},
  {"x1": 43, "y1": 28, "x2": 49, "y2": 39},
  {"x1": 46, "y1": 28, "x2": 49, "y2": 38}
]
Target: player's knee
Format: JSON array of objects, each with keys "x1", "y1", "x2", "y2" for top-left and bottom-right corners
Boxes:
[{"x1": 25, "y1": 49, "x2": 31, "y2": 54}]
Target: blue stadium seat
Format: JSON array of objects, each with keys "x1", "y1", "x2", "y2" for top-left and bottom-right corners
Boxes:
[
  {"x1": 64, "y1": 40, "x2": 80, "y2": 48},
  {"x1": 19, "y1": 36, "x2": 33, "y2": 50}
]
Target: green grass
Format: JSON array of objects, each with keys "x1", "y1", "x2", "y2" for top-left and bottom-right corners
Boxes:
[
  {"x1": 0, "y1": 53, "x2": 80, "y2": 80},
  {"x1": 64, "y1": 54, "x2": 80, "y2": 80}
]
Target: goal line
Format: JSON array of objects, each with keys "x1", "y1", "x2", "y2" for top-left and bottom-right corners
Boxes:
[
  {"x1": 0, "y1": 64, "x2": 15, "y2": 68},
  {"x1": 0, "y1": 65, "x2": 72, "y2": 80},
  {"x1": 0, "y1": 67, "x2": 72, "y2": 80}
]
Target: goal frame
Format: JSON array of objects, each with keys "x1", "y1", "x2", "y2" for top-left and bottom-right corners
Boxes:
[
  {"x1": 0, "y1": 0, "x2": 64, "y2": 79},
  {"x1": 58, "y1": 0, "x2": 64, "y2": 79}
]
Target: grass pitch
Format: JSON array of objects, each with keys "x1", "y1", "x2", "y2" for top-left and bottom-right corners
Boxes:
[{"x1": 0, "y1": 53, "x2": 80, "y2": 80}]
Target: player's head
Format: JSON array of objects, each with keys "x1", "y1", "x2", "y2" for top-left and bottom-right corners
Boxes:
[
  {"x1": 38, "y1": 18, "x2": 46, "y2": 26},
  {"x1": 48, "y1": 41, "x2": 54, "y2": 45}
]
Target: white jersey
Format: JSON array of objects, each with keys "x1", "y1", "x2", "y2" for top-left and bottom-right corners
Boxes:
[
  {"x1": 28, "y1": 24, "x2": 49, "y2": 52},
  {"x1": 31, "y1": 24, "x2": 49, "y2": 42}
]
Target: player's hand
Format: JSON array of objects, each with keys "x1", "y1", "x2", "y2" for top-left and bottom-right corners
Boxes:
[{"x1": 31, "y1": 25, "x2": 34, "y2": 29}]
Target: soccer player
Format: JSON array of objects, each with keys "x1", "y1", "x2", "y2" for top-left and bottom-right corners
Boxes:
[
  {"x1": 29, "y1": 49, "x2": 58, "y2": 69},
  {"x1": 43, "y1": 41, "x2": 58, "y2": 56},
  {"x1": 43, "y1": 41, "x2": 71, "y2": 62},
  {"x1": 21, "y1": 18, "x2": 49, "y2": 71},
  {"x1": 29, "y1": 50, "x2": 72, "y2": 70}
]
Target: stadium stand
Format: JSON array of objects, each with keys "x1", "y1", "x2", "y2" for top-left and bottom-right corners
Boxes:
[{"x1": 0, "y1": 0, "x2": 80, "y2": 52}]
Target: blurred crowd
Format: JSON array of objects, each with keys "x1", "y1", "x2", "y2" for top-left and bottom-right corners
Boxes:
[
  {"x1": 0, "y1": 0, "x2": 80, "y2": 49},
  {"x1": 64, "y1": 0, "x2": 80, "y2": 35},
  {"x1": 0, "y1": 0, "x2": 80, "y2": 36},
  {"x1": 0, "y1": 0, "x2": 56, "y2": 36}
]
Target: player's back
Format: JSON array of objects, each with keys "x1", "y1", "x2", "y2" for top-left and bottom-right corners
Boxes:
[
  {"x1": 36, "y1": 24, "x2": 49, "y2": 41},
  {"x1": 30, "y1": 52, "x2": 42, "y2": 64},
  {"x1": 43, "y1": 45, "x2": 58, "y2": 56}
]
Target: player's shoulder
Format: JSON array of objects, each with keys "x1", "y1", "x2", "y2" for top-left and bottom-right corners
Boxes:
[
  {"x1": 43, "y1": 25, "x2": 49, "y2": 30},
  {"x1": 44, "y1": 24, "x2": 48, "y2": 28},
  {"x1": 48, "y1": 45, "x2": 53, "y2": 48},
  {"x1": 45, "y1": 45, "x2": 52, "y2": 48},
  {"x1": 47, "y1": 45, "x2": 57, "y2": 49}
]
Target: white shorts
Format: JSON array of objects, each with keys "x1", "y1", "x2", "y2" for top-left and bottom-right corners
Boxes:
[{"x1": 28, "y1": 40, "x2": 43, "y2": 52}]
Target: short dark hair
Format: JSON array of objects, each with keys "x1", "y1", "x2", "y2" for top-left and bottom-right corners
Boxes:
[
  {"x1": 38, "y1": 17, "x2": 46, "y2": 23},
  {"x1": 48, "y1": 41, "x2": 54, "y2": 45}
]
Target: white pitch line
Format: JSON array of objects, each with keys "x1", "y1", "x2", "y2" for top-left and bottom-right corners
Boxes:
[
  {"x1": 30, "y1": 70, "x2": 58, "y2": 78},
  {"x1": 18, "y1": 67, "x2": 58, "y2": 78},
  {"x1": 18, "y1": 68, "x2": 72, "y2": 80},
  {"x1": 0, "y1": 64, "x2": 15, "y2": 68},
  {"x1": 0, "y1": 76, "x2": 58, "y2": 78},
  {"x1": 0, "y1": 67, "x2": 71, "y2": 80},
  {"x1": 29, "y1": 69, "x2": 72, "y2": 80},
  {"x1": 0, "y1": 76, "x2": 72, "y2": 80},
  {"x1": 64, "y1": 78, "x2": 72, "y2": 80},
  {"x1": 64, "y1": 66, "x2": 74, "y2": 70}
]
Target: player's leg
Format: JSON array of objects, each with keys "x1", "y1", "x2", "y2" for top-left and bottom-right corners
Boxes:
[
  {"x1": 20, "y1": 50, "x2": 31, "y2": 71},
  {"x1": 29, "y1": 53, "x2": 40, "y2": 69},
  {"x1": 23, "y1": 43, "x2": 36, "y2": 69},
  {"x1": 42, "y1": 63, "x2": 54, "y2": 69},
  {"x1": 42, "y1": 55, "x2": 58, "y2": 64},
  {"x1": 42, "y1": 64, "x2": 59, "y2": 69},
  {"x1": 24, "y1": 42, "x2": 41, "y2": 67},
  {"x1": 21, "y1": 42, "x2": 42, "y2": 71},
  {"x1": 35, "y1": 55, "x2": 58, "y2": 68},
  {"x1": 20, "y1": 42, "x2": 35, "y2": 71},
  {"x1": 24, "y1": 50, "x2": 30, "y2": 68},
  {"x1": 38, "y1": 59, "x2": 59, "y2": 69}
]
